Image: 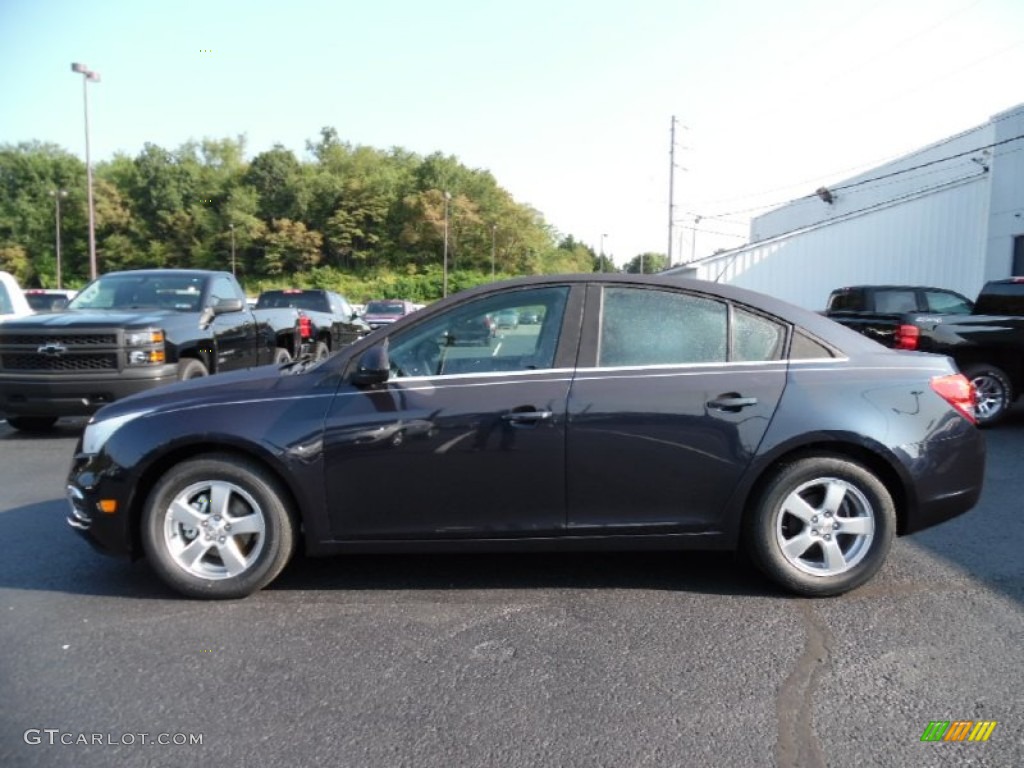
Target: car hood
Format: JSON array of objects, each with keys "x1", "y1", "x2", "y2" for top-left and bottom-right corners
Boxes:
[
  {"x1": 90, "y1": 361, "x2": 323, "y2": 422},
  {"x1": 0, "y1": 309, "x2": 181, "y2": 329}
]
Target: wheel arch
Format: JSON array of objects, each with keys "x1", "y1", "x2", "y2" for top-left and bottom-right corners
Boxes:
[
  {"x1": 127, "y1": 441, "x2": 306, "y2": 558},
  {"x1": 733, "y1": 438, "x2": 914, "y2": 543}
]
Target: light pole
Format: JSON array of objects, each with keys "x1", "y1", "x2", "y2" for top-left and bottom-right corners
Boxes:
[
  {"x1": 599, "y1": 233, "x2": 608, "y2": 273},
  {"x1": 49, "y1": 189, "x2": 68, "y2": 288},
  {"x1": 71, "y1": 62, "x2": 100, "y2": 280},
  {"x1": 491, "y1": 224, "x2": 497, "y2": 278},
  {"x1": 442, "y1": 191, "x2": 451, "y2": 298},
  {"x1": 690, "y1": 215, "x2": 702, "y2": 263},
  {"x1": 229, "y1": 224, "x2": 236, "y2": 275}
]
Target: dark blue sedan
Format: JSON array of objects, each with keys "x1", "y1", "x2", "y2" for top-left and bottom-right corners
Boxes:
[{"x1": 66, "y1": 274, "x2": 985, "y2": 599}]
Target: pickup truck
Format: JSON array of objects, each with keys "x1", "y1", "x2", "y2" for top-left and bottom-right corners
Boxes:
[
  {"x1": 0, "y1": 269, "x2": 302, "y2": 432},
  {"x1": 255, "y1": 288, "x2": 369, "y2": 360},
  {"x1": 825, "y1": 281, "x2": 1024, "y2": 426}
]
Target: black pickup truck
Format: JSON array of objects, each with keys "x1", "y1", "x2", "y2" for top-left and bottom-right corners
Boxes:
[
  {"x1": 255, "y1": 288, "x2": 369, "y2": 360},
  {"x1": 825, "y1": 280, "x2": 1024, "y2": 426},
  {"x1": 0, "y1": 269, "x2": 302, "y2": 432}
]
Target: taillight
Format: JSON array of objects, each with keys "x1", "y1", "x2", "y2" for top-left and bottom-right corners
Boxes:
[
  {"x1": 299, "y1": 314, "x2": 312, "y2": 339},
  {"x1": 930, "y1": 373, "x2": 977, "y2": 425},
  {"x1": 894, "y1": 324, "x2": 919, "y2": 350}
]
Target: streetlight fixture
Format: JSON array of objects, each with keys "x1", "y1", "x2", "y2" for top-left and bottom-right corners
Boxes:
[
  {"x1": 49, "y1": 189, "x2": 68, "y2": 288},
  {"x1": 229, "y1": 224, "x2": 236, "y2": 276},
  {"x1": 442, "y1": 191, "x2": 451, "y2": 298},
  {"x1": 491, "y1": 224, "x2": 497, "y2": 278},
  {"x1": 71, "y1": 62, "x2": 100, "y2": 280},
  {"x1": 599, "y1": 233, "x2": 608, "y2": 273}
]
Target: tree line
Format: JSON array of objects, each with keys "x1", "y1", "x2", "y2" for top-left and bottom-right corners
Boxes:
[{"x1": 0, "y1": 127, "x2": 667, "y2": 301}]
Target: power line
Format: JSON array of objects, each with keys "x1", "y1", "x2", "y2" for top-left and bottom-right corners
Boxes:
[{"x1": 701, "y1": 131, "x2": 1023, "y2": 221}]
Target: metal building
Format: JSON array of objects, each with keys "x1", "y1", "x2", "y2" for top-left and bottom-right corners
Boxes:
[{"x1": 667, "y1": 103, "x2": 1024, "y2": 311}]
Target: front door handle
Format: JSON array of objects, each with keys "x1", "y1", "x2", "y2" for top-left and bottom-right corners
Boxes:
[
  {"x1": 501, "y1": 410, "x2": 553, "y2": 424},
  {"x1": 707, "y1": 395, "x2": 758, "y2": 412}
]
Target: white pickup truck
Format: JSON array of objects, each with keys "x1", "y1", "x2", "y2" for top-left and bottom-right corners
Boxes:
[{"x1": 0, "y1": 271, "x2": 32, "y2": 323}]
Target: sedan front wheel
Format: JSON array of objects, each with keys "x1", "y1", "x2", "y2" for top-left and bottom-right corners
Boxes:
[
  {"x1": 745, "y1": 456, "x2": 895, "y2": 596},
  {"x1": 141, "y1": 454, "x2": 297, "y2": 599}
]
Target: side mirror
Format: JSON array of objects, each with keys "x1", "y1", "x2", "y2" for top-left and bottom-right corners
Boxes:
[
  {"x1": 213, "y1": 297, "x2": 244, "y2": 315},
  {"x1": 352, "y1": 344, "x2": 390, "y2": 387}
]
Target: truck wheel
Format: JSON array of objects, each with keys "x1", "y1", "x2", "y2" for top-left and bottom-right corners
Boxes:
[
  {"x1": 273, "y1": 347, "x2": 292, "y2": 365},
  {"x1": 141, "y1": 454, "x2": 297, "y2": 599},
  {"x1": 313, "y1": 341, "x2": 330, "y2": 361},
  {"x1": 178, "y1": 358, "x2": 209, "y2": 380},
  {"x1": 6, "y1": 416, "x2": 58, "y2": 432},
  {"x1": 744, "y1": 455, "x2": 895, "y2": 596},
  {"x1": 962, "y1": 364, "x2": 1012, "y2": 427}
]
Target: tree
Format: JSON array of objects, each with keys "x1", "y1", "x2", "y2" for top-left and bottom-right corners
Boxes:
[{"x1": 624, "y1": 252, "x2": 668, "y2": 274}]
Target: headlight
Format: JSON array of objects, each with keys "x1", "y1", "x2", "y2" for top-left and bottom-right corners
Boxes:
[
  {"x1": 81, "y1": 410, "x2": 153, "y2": 455},
  {"x1": 125, "y1": 329, "x2": 166, "y2": 366},
  {"x1": 125, "y1": 329, "x2": 165, "y2": 346}
]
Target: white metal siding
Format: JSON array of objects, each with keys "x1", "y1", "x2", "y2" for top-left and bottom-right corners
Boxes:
[{"x1": 689, "y1": 177, "x2": 990, "y2": 310}]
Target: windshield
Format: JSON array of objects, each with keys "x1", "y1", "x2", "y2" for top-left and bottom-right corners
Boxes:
[
  {"x1": 68, "y1": 275, "x2": 206, "y2": 311},
  {"x1": 365, "y1": 301, "x2": 406, "y2": 316}
]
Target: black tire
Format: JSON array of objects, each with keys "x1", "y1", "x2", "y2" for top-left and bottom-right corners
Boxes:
[
  {"x1": 744, "y1": 456, "x2": 895, "y2": 597},
  {"x1": 6, "y1": 416, "x2": 58, "y2": 432},
  {"x1": 313, "y1": 341, "x2": 330, "y2": 361},
  {"x1": 273, "y1": 347, "x2": 292, "y2": 365},
  {"x1": 141, "y1": 454, "x2": 297, "y2": 599},
  {"x1": 962, "y1": 363, "x2": 1012, "y2": 428},
  {"x1": 178, "y1": 357, "x2": 209, "y2": 380}
]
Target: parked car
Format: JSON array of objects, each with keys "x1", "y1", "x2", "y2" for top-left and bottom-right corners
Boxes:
[
  {"x1": 0, "y1": 270, "x2": 303, "y2": 432},
  {"x1": 362, "y1": 299, "x2": 418, "y2": 329},
  {"x1": 255, "y1": 288, "x2": 369, "y2": 360},
  {"x1": 493, "y1": 309, "x2": 520, "y2": 329},
  {"x1": 0, "y1": 271, "x2": 32, "y2": 323},
  {"x1": 23, "y1": 289, "x2": 78, "y2": 312},
  {"x1": 66, "y1": 274, "x2": 984, "y2": 600},
  {"x1": 825, "y1": 280, "x2": 1024, "y2": 426}
]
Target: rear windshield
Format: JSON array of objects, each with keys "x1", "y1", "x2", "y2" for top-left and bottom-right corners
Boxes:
[
  {"x1": 365, "y1": 301, "x2": 406, "y2": 315},
  {"x1": 827, "y1": 289, "x2": 865, "y2": 312},
  {"x1": 256, "y1": 291, "x2": 329, "y2": 312}
]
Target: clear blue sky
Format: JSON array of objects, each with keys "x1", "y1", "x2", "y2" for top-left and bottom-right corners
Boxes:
[{"x1": 1, "y1": 0, "x2": 1022, "y2": 265}]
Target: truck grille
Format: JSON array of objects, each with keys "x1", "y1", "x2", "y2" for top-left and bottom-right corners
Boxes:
[
  {"x1": 3, "y1": 353, "x2": 119, "y2": 371},
  {"x1": 1, "y1": 333, "x2": 118, "y2": 347},
  {"x1": 0, "y1": 329, "x2": 123, "y2": 374}
]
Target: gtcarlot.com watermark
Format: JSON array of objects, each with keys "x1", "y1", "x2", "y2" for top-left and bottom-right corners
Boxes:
[{"x1": 24, "y1": 729, "x2": 203, "y2": 747}]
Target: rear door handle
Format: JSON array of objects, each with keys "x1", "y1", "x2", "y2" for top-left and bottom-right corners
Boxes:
[
  {"x1": 707, "y1": 396, "x2": 758, "y2": 412},
  {"x1": 501, "y1": 410, "x2": 553, "y2": 424}
]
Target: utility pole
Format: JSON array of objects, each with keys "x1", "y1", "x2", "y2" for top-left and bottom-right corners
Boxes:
[{"x1": 668, "y1": 115, "x2": 676, "y2": 266}]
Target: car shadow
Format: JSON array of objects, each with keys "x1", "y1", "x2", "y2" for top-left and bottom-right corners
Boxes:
[
  {"x1": 0, "y1": 499, "x2": 173, "y2": 599},
  {"x1": 0, "y1": 496, "x2": 786, "y2": 599},
  {"x1": 270, "y1": 549, "x2": 784, "y2": 599}
]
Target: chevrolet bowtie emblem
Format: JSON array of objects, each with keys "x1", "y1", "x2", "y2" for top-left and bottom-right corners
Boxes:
[{"x1": 37, "y1": 343, "x2": 68, "y2": 357}]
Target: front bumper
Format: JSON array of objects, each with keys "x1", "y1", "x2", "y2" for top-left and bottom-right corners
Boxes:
[
  {"x1": 0, "y1": 365, "x2": 179, "y2": 417},
  {"x1": 66, "y1": 451, "x2": 137, "y2": 557}
]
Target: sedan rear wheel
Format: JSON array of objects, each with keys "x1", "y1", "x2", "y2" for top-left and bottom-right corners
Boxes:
[
  {"x1": 745, "y1": 456, "x2": 895, "y2": 596},
  {"x1": 141, "y1": 454, "x2": 296, "y2": 599}
]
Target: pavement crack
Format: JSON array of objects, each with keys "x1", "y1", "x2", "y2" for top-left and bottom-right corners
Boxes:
[{"x1": 776, "y1": 602, "x2": 832, "y2": 768}]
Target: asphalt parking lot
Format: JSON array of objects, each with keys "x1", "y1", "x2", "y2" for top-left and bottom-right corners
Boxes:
[{"x1": 0, "y1": 411, "x2": 1021, "y2": 768}]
